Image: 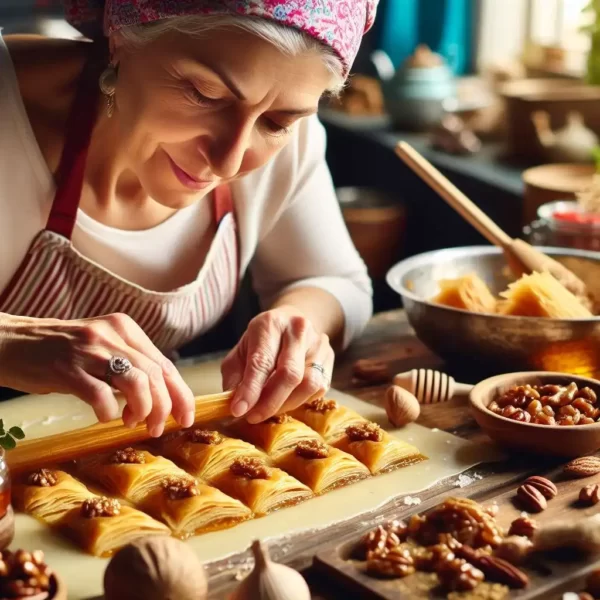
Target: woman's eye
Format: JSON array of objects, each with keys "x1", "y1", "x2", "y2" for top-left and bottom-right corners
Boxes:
[
  {"x1": 188, "y1": 86, "x2": 219, "y2": 107},
  {"x1": 263, "y1": 118, "x2": 291, "y2": 137}
]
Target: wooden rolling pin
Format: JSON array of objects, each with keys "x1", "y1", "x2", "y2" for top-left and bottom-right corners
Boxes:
[
  {"x1": 6, "y1": 390, "x2": 233, "y2": 475},
  {"x1": 395, "y1": 141, "x2": 590, "y2": 303}
]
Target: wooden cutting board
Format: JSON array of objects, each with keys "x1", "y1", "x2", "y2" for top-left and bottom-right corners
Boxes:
[{"x1": 2, "y1": 357, "x2": 502, "y2": 600}]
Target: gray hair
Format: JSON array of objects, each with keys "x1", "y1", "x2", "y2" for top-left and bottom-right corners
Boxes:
[{"x1": 119, "y1": 14, "x2": 345, "y2": 93}]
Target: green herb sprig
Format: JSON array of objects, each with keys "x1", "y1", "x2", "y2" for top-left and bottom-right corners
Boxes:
[{"x1": 0, "y1": 420, "x2": 25, "y2": 450}]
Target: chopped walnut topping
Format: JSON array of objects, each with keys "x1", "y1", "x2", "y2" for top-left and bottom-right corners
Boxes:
[
  {"x1": 266, "y1": 414, "x2": 293, "y2": 424},
  {"x1": 188, "y1": 429, "x2": 223, "y2": 445},
  {"x1": 80, "y1": 497, "x2": 121, "y2": 518},
  {"x1": 27, "y1": 468, "x2": 58, "y2": 488},
  {"x1": 306, "y1": 398, "x2": 338, "y2": 413},
  {"x1": 230, "y1": 457, "x2": 270, "y2": 480},
  {"x1": 162, "y1": 476, "x2": 200, "y2": 500},
  {"x1": 346, "y1": 422, "x2": 383, "y2": 443},
  {"x1": 109, "y1": 447, "x2": 146, "y2": 464},
  {"x1": 295, "y1": 439, "x2": 329, "y2": 459}
]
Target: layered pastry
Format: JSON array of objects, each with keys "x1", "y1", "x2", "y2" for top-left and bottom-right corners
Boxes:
[
  {"x1": 75, "y1": 447, "x2": 187, "y2": 504},
  {"x1": 154, "y1": 428, "x2": 267, "y2": 482},
  {"x1": 62, "y1": 496, "x2": 170, "y2": 557},
  {"x1": 142, "y1": 474, "x2": 252, "y2": 538},
  {"x1": 232, "y1": 414, "x2": 323, "y2": 458},
  {"x1": 275, "y1": 439, "x2": 370, "y2": 494},
  {"x1": 12, "y1": 468, "x2": 92, "y2": 525},
  {"x1": 212, "y1": 457, "x2": 313, "y2": 516},
  {"x1": 332, "y1": 422, "x2": 424, "y2": 474},
  {"x1": 291, "y1": 398, "x2": 367, "y2": 443}
]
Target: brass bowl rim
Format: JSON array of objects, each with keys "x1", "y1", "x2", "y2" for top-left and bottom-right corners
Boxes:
[{"x1": 386, "y1": 245, "x2": 600, "y2": 323}]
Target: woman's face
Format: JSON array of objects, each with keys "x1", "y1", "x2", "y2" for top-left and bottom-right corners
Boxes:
[{"x1": 111, "y1": 27, "x2": 335, "y2": 208}]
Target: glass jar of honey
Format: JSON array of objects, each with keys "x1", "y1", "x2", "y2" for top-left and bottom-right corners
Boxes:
[{"x1": 0, "y1": 448, "x2": 9, "y2": 519}]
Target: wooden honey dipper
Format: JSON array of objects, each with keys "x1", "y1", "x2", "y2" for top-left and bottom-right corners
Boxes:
[{"x1": 393, "y1": 369, "x2": 472, "y2": 404}]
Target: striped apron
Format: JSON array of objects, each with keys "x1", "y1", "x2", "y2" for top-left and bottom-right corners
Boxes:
[{"x1": 0, "y1": 53, "x2": 239, "y2": 354}]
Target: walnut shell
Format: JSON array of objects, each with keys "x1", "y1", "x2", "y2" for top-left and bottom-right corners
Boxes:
[
  {"x1": 385, "y1": 386, "x2": 420, "y2": 427},
  {"x1": 103, "y1": 536, "x2": 207, "y2": 600}
]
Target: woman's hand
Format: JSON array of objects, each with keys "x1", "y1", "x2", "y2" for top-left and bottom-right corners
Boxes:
[
  {"x1": 221, "y1": 306, "x2": 334, "y2": 423},
  {"x1": 0, "y1": 313, "x2": 195, "y2": 437}
]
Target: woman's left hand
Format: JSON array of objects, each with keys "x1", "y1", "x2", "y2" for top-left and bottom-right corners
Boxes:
[{"x1": 221, "y1": 306, "x2": 334, "y2": 423}]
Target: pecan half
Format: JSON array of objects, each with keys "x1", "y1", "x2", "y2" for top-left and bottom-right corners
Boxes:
[
  {"x1": 266, "y1": 414, "x2": 292, "y2": 425},
  {"x1": 523, "y1": 476, "x2": 557, "y2": 499},
  {"x1": 81, "y1": 497, "x2": 121, "y2": 518},
  {"x1": 564, "y1": 456, "x2": 600, "y2": 478},
  {"x1": 508, "y1": 516, "x2": 537, "y2": 538},
  {"x1": 306, "y1": 398, "x2": 337, "y2": 413},
  {"x1": 162, "y1": 476, "x2": 199, "y2": 500},
  {"x1": 516, "y1": 484, "x2": 547, "y2": 512},
  {"x1": 346, "y1": 422, "x2": 383, "y2": 443},
  {"x1": 188, "y1": 429, "x2": 223, "y2": 445},
  {"x1": 27, "y1": 468, "x2": 58, "y2": 488},
  {"x1": 230, "y1": 457, "x2": 270, "y2": 480},
  {"x1": 437, "y1": 558, "x2": 484, "y2": 592},
  {"x1": 295, "y1": 439, "x2": 329, "y2": 459},
  {"x1": 473, "y1": 555, "x2": 529, "y2": 589},
  {"x1": 109, "y1": 447, "x2": 145, "y2": 464},
  {"x1": 366, "y1": 546, "x2": 415, "y2": 578},
  {"x1": 579, "y1": 484, "x2": 600, "y2": 506}
]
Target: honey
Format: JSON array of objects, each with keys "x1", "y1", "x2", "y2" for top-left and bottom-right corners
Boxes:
[{"x1": 0, "y1": 449, "x2": 10, "y2": 519}]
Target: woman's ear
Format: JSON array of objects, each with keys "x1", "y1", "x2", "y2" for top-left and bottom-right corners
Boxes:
[{"x1": 108, "y1": 32, "x2": 124, "y2": 62}]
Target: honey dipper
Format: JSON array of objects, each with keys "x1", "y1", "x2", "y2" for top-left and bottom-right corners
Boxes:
[
  {"x1": 393, "y1": 369, "x2": 472, "y2": 404},
  {"x1": 395, "y1": 142, "x2": 590, "y2": 304}
]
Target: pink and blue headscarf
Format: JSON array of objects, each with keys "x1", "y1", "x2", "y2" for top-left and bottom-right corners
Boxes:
[{"x1": 64, "y1": 0, "x2": 379, "y2": 75}]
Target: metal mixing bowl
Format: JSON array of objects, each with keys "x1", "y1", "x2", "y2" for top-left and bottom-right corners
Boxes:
[{"x1": 386, "y1": 246, "x2": 600, "y2": 375}]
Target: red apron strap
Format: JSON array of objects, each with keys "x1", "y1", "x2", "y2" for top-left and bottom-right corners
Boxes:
[
  {"x1": 46, "y1": 52, "x2": 103, "y2": 239},
  {"x1": 213, "y1": 184, "x2": 234, "y2": 224}
]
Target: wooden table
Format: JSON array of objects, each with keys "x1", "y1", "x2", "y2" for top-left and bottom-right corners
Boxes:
[{"x1": 207, "y1": 310, "x2": 561, "y2": 599}]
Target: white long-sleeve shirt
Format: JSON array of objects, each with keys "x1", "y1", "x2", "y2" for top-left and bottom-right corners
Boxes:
[{"x1": 0, "y1": 34, "x2": 372, "y2": 349}]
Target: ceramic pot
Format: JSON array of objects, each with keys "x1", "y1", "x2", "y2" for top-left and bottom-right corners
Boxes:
[{"x1": 0, "y1": 448, "x2": 13, "y2": 550}]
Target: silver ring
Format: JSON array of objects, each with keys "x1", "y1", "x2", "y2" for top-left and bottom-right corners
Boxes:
[
  {"x1": 309, "y1": 362, "x2": 331, "y2": 387},
  {"x1": 106, "y1": 356, "x2": 133, "y2": 385}
]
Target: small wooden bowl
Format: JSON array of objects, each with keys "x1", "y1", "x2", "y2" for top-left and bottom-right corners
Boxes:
[
  {"x1": 470, "y1": 371, "x2": 600, "y2": 458},
  {"x1": 49, "y1": 573, "x2": 67, "y2": 600}
]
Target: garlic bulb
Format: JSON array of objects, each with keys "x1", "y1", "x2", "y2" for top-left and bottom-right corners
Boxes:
[
  {"x1": 104, "y1": 536, "x2": 207, "y2": 600},
  {"x1": 385, "y1": 385, "x2": 420, "y2": 427},
  {"x1": 229, "y1": 540, "x2": 311, "y2": 600}
]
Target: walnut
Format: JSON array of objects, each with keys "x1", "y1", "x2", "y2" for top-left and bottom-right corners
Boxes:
[
  {"x1": 437, "y1": 558, "x2": 485, "y2": 592},
  {"x1": 81, "y1": 497, "x2": 121, "y2": 518},
  {"x1": 346, "y1": 422, "x2": 383, "y2": 443},
  {"x1": 576, "y1": 387, "x2": 598, "y2": 404},
  {"x1": 266, "y1": 414, "x2": 293, "y2": 425},
  {"x1": 359, "y1": 521, "x2": 407, "y2": 556},
  {"x1": 27, "y1": 468, "x2": 58, "y2": 487},
  {"x1": 306, "y1": 398, "x2": 337, "y2": 413},
  {"x1": 162, "y1": 476, "x2": 199, "y2": 500},
  {"x1": 366, "y1": 546, "x2": 415, "y2": 578},
  {"x1": 230, "y1": 457, "x2": 270, "y2": 480},
  {"x1": 0, "y1": 549, "x2": 53, "y2": 599},
  {"x1": 188, "y1": 429, "x2": 223, "y2": 445},
  {"x1": 410, "y1": 498, "x2": 502, "y2": 549},
  {"x1": 110, "y1": 447, "x2": 146, "y2": 464},
  {"x1": 294, "y1": 439, "x2": 329, "y2": 459},
  {"x1": 496, "y1": 385, "x2": 540, "y2": 409}
]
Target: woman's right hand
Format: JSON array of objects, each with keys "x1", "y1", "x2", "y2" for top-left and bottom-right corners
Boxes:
[{"x1": 0, "y1": 312, "x2": 195, "y2": 437}]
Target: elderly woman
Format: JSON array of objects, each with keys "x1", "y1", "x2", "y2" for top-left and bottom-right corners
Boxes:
[{"x1": 0, "y1": 0, "x2": 376, "y2": 437}]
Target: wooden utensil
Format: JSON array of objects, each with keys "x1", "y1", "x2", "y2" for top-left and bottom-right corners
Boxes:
[
  {"x1": 395, "y1": 141, "x2": 590, "y2": 301},
  {"x1": 393, "y1": 369, "x2": 472, "y2": 404},
  {"x1": 6, "y1": 390, "x2": 233, "y2": 475}
]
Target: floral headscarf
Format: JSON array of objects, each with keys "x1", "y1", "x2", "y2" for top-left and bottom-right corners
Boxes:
[{"x1": 63, "y1": 0, "x2": 379, "y2": 75}]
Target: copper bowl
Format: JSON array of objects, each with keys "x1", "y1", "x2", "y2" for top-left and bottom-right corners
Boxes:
[{"x1": 469, "y1": 371, "x2": 600, "y2": 458}]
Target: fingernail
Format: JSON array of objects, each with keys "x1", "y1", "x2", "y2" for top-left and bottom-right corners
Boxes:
[
  {"x1": 231, "y1": 400, "x2": 249, "y2": 418},
  {"x1": 182, "y1": 410, "x2": 195, "y2": 428},
  {"x1": 149, "y1": 425, "x2": 163, "y2": 438},
  {"x1": 126, "y1": 420, "x2": 138, "y2": 429}
]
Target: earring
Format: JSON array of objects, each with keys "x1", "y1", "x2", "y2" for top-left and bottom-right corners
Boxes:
[{"x1": 99, "y1": 63, "x2": 118, "y2": 118}]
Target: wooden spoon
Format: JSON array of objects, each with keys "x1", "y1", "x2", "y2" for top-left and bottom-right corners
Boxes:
[
  {"x1": 395, "y1": 141, "x2": 590, "y2": 302},
  {"x1": 6, "y1": 390, "x2": 232, "y2": 475}
]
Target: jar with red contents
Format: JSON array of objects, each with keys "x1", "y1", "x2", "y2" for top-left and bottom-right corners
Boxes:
[
  {"x1": 0, "y1": 448, "x2": 14, "y2": 550},
  {"x1": 524, "y1": 200, "x2": 600, "y2": 251}
]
